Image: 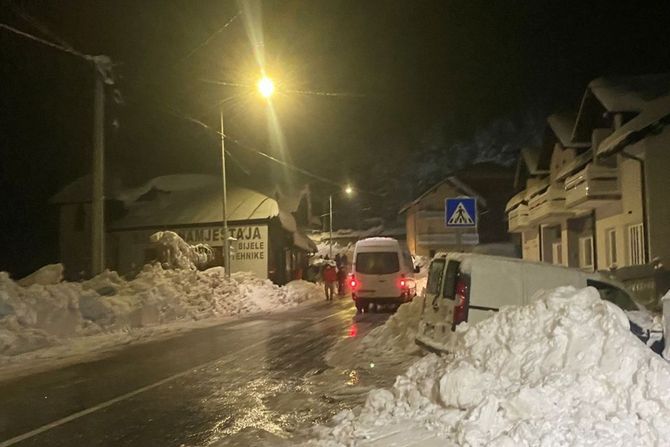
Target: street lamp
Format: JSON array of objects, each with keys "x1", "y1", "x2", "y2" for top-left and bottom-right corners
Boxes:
[
  {"x1": 220, "y1": 76, "x2": 274, "y2": 278},
  {"x1": 329, "y1": 185, "x2": 354, "y2": 257},
  {"x1": 257, "y1": 76, "x2": 275, "y2": 98}
]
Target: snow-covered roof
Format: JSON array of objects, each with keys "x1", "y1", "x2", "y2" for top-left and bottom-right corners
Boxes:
[
  {"x1": 519, "y1": 146, "x2": 549, "y2": 176},
  {"x1": 110, "y1": 174, "x2": 279, "y2": 229},
  {"x1": 50, "y1": 175, "x2": 124, "y2": 204},
  {"x1": 572, "y1": 73, "x2": 670, "y2": 142},
  {"x1": 598, "y1": 94, "x2": 670, "y2": 157},
  {"x1": 587, "y1": 74, "x2": 670, "y2": 113},
  {"x1": 547, "y1": 113, "x2": 589, "y2": 149}
]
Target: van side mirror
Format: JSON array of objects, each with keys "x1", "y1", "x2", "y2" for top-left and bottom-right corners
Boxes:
[{"x1": 414, "y1": 266, "x2": 420, "y2": 274}]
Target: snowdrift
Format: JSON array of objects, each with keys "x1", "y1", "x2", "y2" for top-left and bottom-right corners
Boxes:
[
  {"x1": 0, "y1": 264, "x2": 322, "y2": 360},
  {"x1": 307, "y1": 286, "x2": 670, "y2": 446}
]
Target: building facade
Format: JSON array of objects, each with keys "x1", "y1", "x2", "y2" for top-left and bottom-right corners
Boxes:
[
  {"x1": 506, "y1": 75, "x2": 670, "y2": 272},
  {"x1": 52, "y1": 174, "x2": 317, "y2": 284},
  {"x1": 401, "y1": 163, "x2": 515, "y2": 257}
]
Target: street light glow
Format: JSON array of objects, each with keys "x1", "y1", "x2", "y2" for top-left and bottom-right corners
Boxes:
[
  {"x1": 345, "y1": 185, "x2": 354, "y2": 195},
  {"x1": 257, "y1": 76, "x2": 275, "y2": 97}
]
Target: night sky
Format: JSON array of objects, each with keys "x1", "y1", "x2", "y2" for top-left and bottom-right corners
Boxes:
[{"x1": 1, "y1": 0, "x2": 670, "y2": 276}]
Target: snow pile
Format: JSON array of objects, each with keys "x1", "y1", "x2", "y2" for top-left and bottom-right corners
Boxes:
[
  {"x1": 359, "y1": 298, "x2": 424, "y2": 357},
  {"x1": 16, "y1": 264, "x2": 64, "y2": 286},
  {"x1": 307, "y1": 286, "x2": 670, "y2": 446},
  {"x1": 0, "y1": 265, "x2": 322, "y2": 359}
]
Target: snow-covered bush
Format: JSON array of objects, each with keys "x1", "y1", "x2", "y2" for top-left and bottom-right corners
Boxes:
[{"x1": 149, "y1": 230, "x2": 214, "y2": 270}]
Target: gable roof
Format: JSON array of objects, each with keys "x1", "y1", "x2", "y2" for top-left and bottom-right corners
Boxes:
[
  {"x1": 110, "y1": 176, "x2": 279, "y2": 230},
  {"x1": 573, "y1": 73, "x2": 670, "y2": 142},
  {"x1": 399, "y1": 163, "x2": 514, "y2": 214},
  {"x1": 598, "y1": 94, "x2": 670, "y2": 157}
]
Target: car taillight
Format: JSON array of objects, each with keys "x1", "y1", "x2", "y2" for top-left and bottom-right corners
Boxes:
[
  {"x1": 398, "y1": 274, "x2": 408, "y2": 290},
  {"x1": 453, "y1": 277, "x2": 469, "y2": 327},
  {"x1": 349, "y1": 276, "x2": 358, "y2": 290}
]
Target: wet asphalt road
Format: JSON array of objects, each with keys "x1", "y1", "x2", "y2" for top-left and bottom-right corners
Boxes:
[{"x1": 0, "y1": 298, "x2": 392, "y2": 447}]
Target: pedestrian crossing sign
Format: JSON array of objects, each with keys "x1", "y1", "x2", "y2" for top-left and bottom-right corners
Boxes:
[{"x1": 445, "y1": 197, "x2": 477, "y2": 228}]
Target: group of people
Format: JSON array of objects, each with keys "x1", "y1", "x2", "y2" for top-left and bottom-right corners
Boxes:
[{"x1": 321, "y1": 253, "x2": 349, "y2": 301}]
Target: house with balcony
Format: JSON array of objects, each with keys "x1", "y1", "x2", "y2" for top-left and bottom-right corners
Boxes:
[
  {"x1": 401, "y1": 163, "x2": 514, "y2": 257},
  {"x1": 506, "y1": 74, "x2": 670, "y2": 271}
]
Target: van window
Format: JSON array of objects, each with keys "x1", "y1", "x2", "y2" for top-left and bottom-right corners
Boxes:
[
  {"x1": 426, "y1": 259, "x2": 445, "y2": 294},
  {"x1": 356, "y1": 252, "x2": 400, "y2": 275},
  {"x1": 587, "y1": 279, "x2": 638, "y2": 311},
  {"x1": 442, "y1": 260, "x2": 461, "y2": 299}
]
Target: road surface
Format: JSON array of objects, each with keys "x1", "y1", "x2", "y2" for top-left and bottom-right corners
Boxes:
[{"x1": 0, "y1": 298, "x2": 396, "y2": 447}]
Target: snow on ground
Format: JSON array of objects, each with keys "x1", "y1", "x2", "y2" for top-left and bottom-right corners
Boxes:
[
  {"x1": 324, "y1": 270, "x2": 428, "y2": 366},
  {"x1": 0, "y1": 263, "x2": 322, "y2": 374},
  {"x1": 303, "y1": 286, "x2": 670, "y2": 446}
]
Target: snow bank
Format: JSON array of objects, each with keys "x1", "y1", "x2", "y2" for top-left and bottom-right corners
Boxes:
[
  {"x1": 0, "y1": 265, "x2": 322, "y2": 360},
  {"x1": 306, "y1": 286, "x2": 670, "y2": 446}
]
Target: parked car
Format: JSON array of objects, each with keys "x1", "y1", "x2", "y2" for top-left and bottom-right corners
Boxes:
[
  {"x1": 350, "y1": 237, "x2": 418, "y2": 312},
  {"x1": 415, "y1": 253, "x2": 662, "y2": 353}
]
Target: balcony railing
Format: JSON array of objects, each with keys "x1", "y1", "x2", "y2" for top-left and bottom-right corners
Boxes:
[
  {"x1": 528, "y1": 184, "x2": 573, "y2": 224},
  {"x1": 564, "y1": 164, "x2": 621, "y2": 209},
  {"x1": 508, "y1": 203, "x2": 530, "y2": 233}
]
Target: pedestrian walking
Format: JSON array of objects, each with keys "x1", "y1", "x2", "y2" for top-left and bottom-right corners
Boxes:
[
  {"x1": 322, "y1": 257, "x2": 337, "y2": 301},
  {"x1": 336, "y1": 263, "x2": 347, "y2": 296}
]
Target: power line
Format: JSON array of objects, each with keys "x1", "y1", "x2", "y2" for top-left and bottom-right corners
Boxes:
[
  {"x1": 164, "y1": 105, "x2": 345, "y2": 188},
  {"x1": 2, "y1": 16, "x2": 373, "y2": 195},
  {"x1": 177, "y1": 11, "x2": 240, "y2": 64},
  {"x1": 0, "y1": 22, "x2": 92, "y2": 62}
]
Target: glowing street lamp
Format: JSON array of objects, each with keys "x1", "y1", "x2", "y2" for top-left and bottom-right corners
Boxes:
[
  {"x1": 219, "y1": 75, "x2": 276, "y2": 278},
  {"x1": 257, "y1": 76, "x2": 275, "y2": 98},
  {"x1": 329, "y1": 185, "x2": 355, "y2": 257}
]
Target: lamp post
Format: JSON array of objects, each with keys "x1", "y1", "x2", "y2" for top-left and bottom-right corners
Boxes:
[
  {"x1": 329, "y1": 185, "x2": 354, "y2": 258},
  {"x1": 220, "y1": 76, "x2": 275, "y2": 278}
]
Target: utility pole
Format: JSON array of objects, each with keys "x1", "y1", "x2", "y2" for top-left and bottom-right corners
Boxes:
[
  {"x1": 220, "y1": 107, "x2": 231, "y2": 278},
  {"x1": 329, "y1": 194, "x2": 333, "y2": 258},
  {"x1": 91, "y1": 68, "x2": 105, "y2": 276}
]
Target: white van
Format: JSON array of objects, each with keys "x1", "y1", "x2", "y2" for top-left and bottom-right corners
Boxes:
[
  {"x1": 416, "y1": 253, "x2": 640, "y2": 352},
  {"x1": 350, "y1": 237, "x2": 418, "y2": 312}
]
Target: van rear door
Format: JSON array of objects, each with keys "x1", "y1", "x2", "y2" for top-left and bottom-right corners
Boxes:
[
  {"x1": 416, "y1": 258, "x2": 460, "y2": 350},
  {"x1": 355, "y1": 251, "x2": 401, "y2": 298}
]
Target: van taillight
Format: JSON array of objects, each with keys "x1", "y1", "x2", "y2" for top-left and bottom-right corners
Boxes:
[
  {"x1": 349, "y1": 276, "x2": 358, "y2": 290},
  {"x1": 453, "y1": 277, "x2": 469, "y2": 327}
]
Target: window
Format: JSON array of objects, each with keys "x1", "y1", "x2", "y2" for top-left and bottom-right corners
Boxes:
[
  {"x1": 355, "y1": 252, "x2": 400, "y2": 275},
  {"x1": 442, "y1": 260, "x2": 461, "y2": 299},
  {"x1": 579, "y1": 236, "x2": 594, "y2": 270},
  {"x1": 628, "y1": 223, "x2": 645, "y2": 265},
  {"x1": 551, "y1": 241, "x2": 563, "y2": 265},
  {"x1": 426, "y1": 259, "x2": 445, "y2": 295},
  {"x1": 606, "y1": 228, "x2": 617, "y2": 267}
]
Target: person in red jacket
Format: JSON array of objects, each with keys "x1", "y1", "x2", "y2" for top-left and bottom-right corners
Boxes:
[{"x1": 322, "y1": 257, "x2": 337, "y2": 301}]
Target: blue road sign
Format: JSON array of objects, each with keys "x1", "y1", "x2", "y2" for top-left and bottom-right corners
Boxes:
[{"x1": 445, "y1": 197, "x2": 477, "y2": 228}]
